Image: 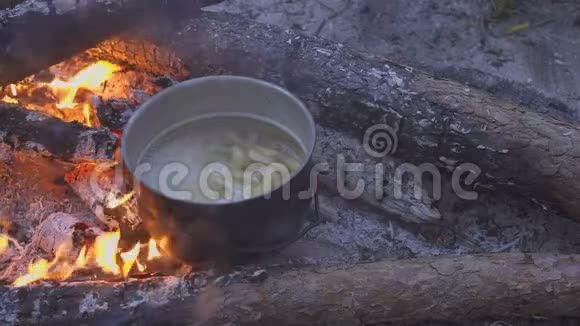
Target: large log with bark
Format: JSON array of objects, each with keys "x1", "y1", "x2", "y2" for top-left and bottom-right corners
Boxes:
[
  {"x1": 0, "y1": 0, "x2": 223, "y2": 85},
  {"x1": 0, "y1": 253, "x2": 578, "y2": 325},
  {"x1": 0, "y1": 104, "x2": 117, "y2": 162},
  {"x1": 104, "y1": 12, "x2": 579, "y2": 222}
]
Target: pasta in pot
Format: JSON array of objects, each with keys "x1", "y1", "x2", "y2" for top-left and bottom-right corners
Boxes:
[
  {"x1": 138, "y1": 114, "x2": 305, "y2": 203},
  {"x1": 205, "y1": 130, "x2": 303, "y2": 202}
]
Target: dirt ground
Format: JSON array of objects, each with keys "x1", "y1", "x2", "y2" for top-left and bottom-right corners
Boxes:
[{"x1": 207, "y1": 0, "x2": 580, "y2": 120}]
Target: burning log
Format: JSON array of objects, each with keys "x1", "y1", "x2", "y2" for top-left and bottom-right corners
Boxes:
[
  {"x1": 0, "y1": 0, "x2": 224, "y2": 85},
  {"x1": 0, "y1": 212, "x2": 103, "y2": 284},
  {"x1": 63, "y1": 162, "x2": 146, "y2": 243},
  {"x1": 0, "y1": 104, "x2": 117, "y2": 162},
  {"x1": 94, "y1": 98, "x2": 135, "y2": 132},
  {"x1": 110, "y1": 12, "x2": 579, "y2": 222},
  {"x1": 31, "y1": 212, "x2": 101, "y2": 259},
  {"x1": 0, "y1": 253, "x2": 578, "y2": 325},
  {"x1": 2, "y1": 213, "x2": 170, "y2": 286}
]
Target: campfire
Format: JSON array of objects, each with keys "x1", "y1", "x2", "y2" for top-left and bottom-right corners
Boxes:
[
  {"x1": 0, "y1": 1, "x2": 579, "y2": 325},
  {"x1": 1, "y1": 53, "x2": 164, "y2": 129},
  {"x1": 11, "y1": 231, "x2": 166, "y2": 288},
  {"x1": 0, "y1": 40, "x2": 188, "y2": 288}
]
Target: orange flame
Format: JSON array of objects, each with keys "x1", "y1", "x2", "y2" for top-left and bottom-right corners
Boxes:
[
  {"x1": 147, "y1": 239, "x2": 162, "y2": 261},
  {"x1": 1, "y1": 95, "x2": 18, "y2": 104},
  {"x1": 9, "y1": 84, "x2": 17, "y2": 97},
  {"x1": 83, "y1": 103, "x2": 92, "y2": 127},
  {"x1": 75, "y1": 246, "x2": 88, "y2": 268},
  {"x1": 106, "y1": 191, "x2": 135, "y2": 209},
  {"x1": 11, "y1": 226, "x2": 166, "y2": 286},
  {"x1": 0, "y1": 234, "x2": 8, "y2": 255},
  {"x1": 13, "y1": 259, "x2": 50, "y2": 287},
  {"x1": 120, "y1": 242, "x2": 141, "y2": 278},
  {"x1": 49, "y1": 61, "x2": 120, "y2": 109},
  {"x1": 136, "y1": 260, "x2": 146, "y2": 272},
  {"x1": 94, "y1": 231, "x2": 121, "y2": 275},
  {"x1": 159, "y1": 237, "x2": 170, "y2": 253},
  {"x1": 3, "y1": 60, "x2": 121, "y2": 126}
]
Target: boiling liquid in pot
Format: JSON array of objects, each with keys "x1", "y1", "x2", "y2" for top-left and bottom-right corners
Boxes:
[{"x1": 138, "y1": 114, "x2": 306, "y2": 203}]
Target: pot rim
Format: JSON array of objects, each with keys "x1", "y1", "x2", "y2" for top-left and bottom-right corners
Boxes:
[{"x1": 121, "y1": 75, "x2": 316, "y2": 206}]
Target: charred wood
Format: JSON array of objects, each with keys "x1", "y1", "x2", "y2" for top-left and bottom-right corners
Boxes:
[
  {"x1": 31, "y1": 212, "x2": 99, "y2": 259},
  {"x1": 94, "y1": 99, "x2": 135, "y2": 133},
  {"x1": 0, "y1": 0, "x2": 223, "y2": 85},
  {"x1": 64, "y1": 162, "x2": 147, "y2": 244},
  {"x1": 0, "y1": 104, "x2": 117, "y2": 162}
]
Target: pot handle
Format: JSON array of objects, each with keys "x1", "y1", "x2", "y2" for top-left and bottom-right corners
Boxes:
[{"x1": 234, "y1": 189, "x2": 324, "y2": 254}]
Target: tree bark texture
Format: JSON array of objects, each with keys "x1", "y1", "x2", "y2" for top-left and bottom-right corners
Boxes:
[{"x1": 0, "y1": 253, "x2": 578, "y2": 325}]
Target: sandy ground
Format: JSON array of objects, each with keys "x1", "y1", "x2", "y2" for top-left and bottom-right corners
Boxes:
[{"x1": 207, "y1": 0, "x2": 580, "y2": 120}]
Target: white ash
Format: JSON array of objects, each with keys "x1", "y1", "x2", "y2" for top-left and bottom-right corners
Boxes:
[
  {"x1": 0, "y1": 0, "x2": 50, "y2": 21},
  {"x1": 32, "y1": 212, "x2": 80, "y2": 256},
  {"x1": 476, "y1": 145, "x2": 510, "y2": 154},
  {"x1": 52, "y1": 0, "x2": 77, "y2": 14},
  {"x1": 24, "y1": 112, "x2": 47, "y2": 122},
  {"x1": 130, "y1": 276, "x2": 187, "y2": 308},
  {"x1": 79, "y1": 292, "x2": 108, "y2": 315},
  {"x1": 253, "y1": 125, "x2": 580, "y2": 267}
]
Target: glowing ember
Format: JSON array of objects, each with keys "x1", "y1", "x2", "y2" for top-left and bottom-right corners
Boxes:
[
  {"x1": 120, "y1": 242, "x2": 141, "y2": 278},
  {"x1": 0, "y1": 58, "x2": 133, "y2": 127},
  {"x1": 9, "y1": 84, "x2": 17, "y2": 97},
  {"x1": 75, "y1": 246, "x2": 88, "y2": 268},
  {"x1": 106, "y1": 191, "x2": 135, "y2": 209},
  {"x1": 49, "y1": 244, "x2": 77, "y2": 281},
  {"x1": 1, "y1": 38, "x2": 184, "y2": 128},
  {"x1": 1, "y1": 95, "x2": 17, "y2": 104},
  {"x1": 147, "y1": 239, "x2": 162, "y2": 260},
  {"x1": 95, "y1": 231, "x2": 121, "y2": 275},
  {"x1": 136, "y1": 260, "x2": 146, "y2": 272},
  {"x1": 83, "y1": 103, "x2": 93, "y2": 127},
  {"x1": 0, "y1": 234, "x2": 8, "y2": 255},
  {"x1": 49, "y1": 60, "x2": 120, "y2": 109},
  {"x1": 159, "y1": 237, "x2": 170, "y2": 253}
]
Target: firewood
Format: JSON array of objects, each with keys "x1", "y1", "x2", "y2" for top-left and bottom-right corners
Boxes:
[
  {"x1": 31, "y1": 212, "x2": 100, "y2": 259},
  {"x1": 0, "y1": 0, "x2": 224, "y2": 85},
  {"x1": 0, "y1": 253, "x2": 578, "y2": 325},
  {"x1": 64, "y1": 162, "x2": 147, "y2": 244},
  {"x1": 0, "y1": 104, "x2": 117, "y2": 162}
]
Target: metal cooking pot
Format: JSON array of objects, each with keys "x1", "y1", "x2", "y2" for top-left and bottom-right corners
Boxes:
[{"x1": 122, "y1": 76, "x2": 317, "y2": 263}]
